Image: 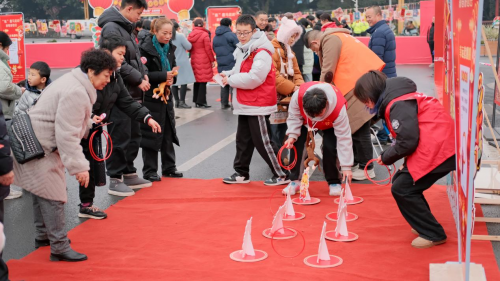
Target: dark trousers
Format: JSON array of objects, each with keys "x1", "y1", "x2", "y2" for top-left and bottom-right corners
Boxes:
[
  {"x1": 106, "y1": 107, "x2": 141, "y2": 179},
  {"x1": 428, "y1": 42, "x2": 435, "y2": 62},
  {"x1": 172, "y1": 85, "x2": 187, "y2": 104},
  {"x1": 193, "y1": 82, "x2": 208, "y2": 105},
  {"x1": 352, "y1": 121, "x2": 373, "y2": 169},
  {"x1": 142, "y1": 118, "x2": 176, "y2": 177},
  {"x1": 312, "y1": 73, "x2": 320, "y2": 81},
  {"x1": 376, "y1": 120, "x2": 390, "y2": 142},
  {"x1": 270, "y1": 123, "x2": 287, "y2": 147},
  {"x1": 391, "y1": 169, "x2": 448, "y2": 241},
  {"x1": 79, "y1": 136, "x2": 96, "y2": 204},
  {"x1": 0, "y1": 200, "x2": 8, "y2": 281},
  {"x1": 289, "y1": 126, "x2": 341, "y2": 185},
  {"x1": 234, "y1": 115, "x2": 286, "y2": 178},
  {"x1": 220, "y1": 85, "x2": 232, "y2": 106}
]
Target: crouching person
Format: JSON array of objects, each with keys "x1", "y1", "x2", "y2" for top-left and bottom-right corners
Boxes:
[
  {"x1": 354, "y1": 71, "x2": 456, "y2": 248},
  {"x1": 283, "y1": 82, "x2": 353, "y2": 196}
]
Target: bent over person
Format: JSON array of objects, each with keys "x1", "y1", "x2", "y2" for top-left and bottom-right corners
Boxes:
[{"x1": 354, "y1": 71, "x2": 456, "y2": 249}]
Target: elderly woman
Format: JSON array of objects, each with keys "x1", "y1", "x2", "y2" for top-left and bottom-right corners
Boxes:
[{"x1": 13, "y1": 49, "x2": 116, "y2": 262}]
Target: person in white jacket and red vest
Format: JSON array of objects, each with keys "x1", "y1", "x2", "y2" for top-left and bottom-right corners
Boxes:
[
  {"x1": 354, "y1": 71, "x2": 456, "y2": 249},
  {"x1": 220, "y1": 15, "x2": 289, "y2": 186},
  {"x1": 283, "y1": 82, "x2": 354, "y2": 196}
]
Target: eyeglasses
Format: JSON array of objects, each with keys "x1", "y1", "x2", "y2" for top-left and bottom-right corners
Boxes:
[{"x1": 236, "y1": 31, "x2": 253, "y2": 37}]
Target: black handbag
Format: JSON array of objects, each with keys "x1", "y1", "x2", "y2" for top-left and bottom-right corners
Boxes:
[
  {"x1": 90, "y1": 125, "x2": 107, "y2": 187},
  {"x1": 8, "y1": 113, "x2": 45, "y2": 164}
]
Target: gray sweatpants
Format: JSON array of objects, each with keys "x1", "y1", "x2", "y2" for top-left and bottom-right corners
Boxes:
[{"x1": 30, "y1": 192, "x2": 71, "y2": 254}]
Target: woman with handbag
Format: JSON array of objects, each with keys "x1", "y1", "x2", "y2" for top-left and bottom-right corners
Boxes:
[
  {"x1": 139, "y1": 17, "x2": 182, "y2": 182},
  {"x1": 12, "y1": 49, "x2": 116, "y2": 262},
  {"x1": 270, "y1": 17, "x2": 304, "y2": 146}
]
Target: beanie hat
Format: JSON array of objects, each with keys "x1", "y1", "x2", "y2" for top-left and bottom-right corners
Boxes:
[
  {"x1": 0, "y1": 31, "x2": 12, "y2": 48},
  {"x1": 276, "y1": 17, "x2": 303, "y2": 46}
]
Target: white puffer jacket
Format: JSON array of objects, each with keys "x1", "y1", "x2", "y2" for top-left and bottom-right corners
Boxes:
[{"x1": 223, "y1": 31, "x2": 278, "y2": 116}]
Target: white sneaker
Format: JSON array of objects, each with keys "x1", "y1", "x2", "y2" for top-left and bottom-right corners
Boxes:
[
  {"x1": 352, "y1": 167, "x2": 376, "y2": 181},
  {"x1": 429, "y1": 63, "x2": 434, "y2": 67},
  {"x1": 6, "y1": 188, "x2": 22, "y2": 200},
  {"x1": 329, "y1": 184, "x2": 342, "y2": 196},
  {"x1": 282, "y1": 181, "x2": 299, "y2": 195}
]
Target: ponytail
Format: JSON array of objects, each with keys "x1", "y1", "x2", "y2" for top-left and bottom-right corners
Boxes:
[{"x1": 150, "y1": 17, "x2": 173, "y2": 34}]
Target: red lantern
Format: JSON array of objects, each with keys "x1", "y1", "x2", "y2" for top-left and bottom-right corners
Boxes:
[
  {"x1": 168, "y1": 0, "x2": 194, "y2": 20},
  {"x1": 89, "y1": 0, "x2": 114, "y2": 17}
]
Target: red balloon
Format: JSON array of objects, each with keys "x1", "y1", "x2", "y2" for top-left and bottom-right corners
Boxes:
[
  {"x1": 168, "y1": 0, "x2": 194, "y2": 13},
  {"x1": 88, "y1": 0, "x2": 113, "y2": 9}
]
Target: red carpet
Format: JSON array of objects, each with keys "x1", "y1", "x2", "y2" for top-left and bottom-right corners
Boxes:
[{"x1": 8, "y1": 179, "x2": 500, "y2": 281}]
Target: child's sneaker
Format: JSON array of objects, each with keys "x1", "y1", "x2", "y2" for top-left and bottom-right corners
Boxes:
[
  {"x1": 329, "y1": 184, "x2": 342, "y2": 196},
  {"x1": 264, "y1": 176, "x2": 290, "y2": 186},
  {"x1": 282, "y1": 181, "x2": 300, "y2": 195},
  {"x1": 223, "y1": 172, "x2": 250, "y2": 184}
]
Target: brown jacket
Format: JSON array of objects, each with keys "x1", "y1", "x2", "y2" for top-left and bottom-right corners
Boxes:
[
  {"x1": 271, "y1": 39, "x2": 304, "y2": 96},
  {"x1": 14, "y1": 68, "x2": 96, "y2": 202},
  {"x1": 318, "y1": 28, "x2": 374, "y2": 133}
]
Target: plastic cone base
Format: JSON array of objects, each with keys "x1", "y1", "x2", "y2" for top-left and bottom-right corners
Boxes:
[
  {"x1": 324, "y1": 231, "x2": 359, "y2": 242},
  {"x1": 326, "y1": 212, "x2": 358, "y2": 222},
  {"x1": 230, "y1": 249, "x2": 268, "y2": 262},
  {"x1": 283, "y1": 212, "x2": 306, "y2": 221},
  {"x1": 334, "y1": 196, "x2": 364, "y2": 205},
  {"x1": 292, "y1": 197, "x2": 321, "y2": 205},
  {"x1": 262, "y1": 227, "x2": 297, "y2": 240},
  {"x1": 303, "y1": 254, "x2": 343, "y2": 268}
]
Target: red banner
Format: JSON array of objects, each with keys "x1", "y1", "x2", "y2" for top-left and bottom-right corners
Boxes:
[
  {"x1": 206, "y1": 6, "x2": 241, "y2": 40},
  {"x1": 452, "y1": 0, "x2": 483, "y2": 268},
  {"x1": 0, "y1": 14, "x2": 26, "y2": 84}
]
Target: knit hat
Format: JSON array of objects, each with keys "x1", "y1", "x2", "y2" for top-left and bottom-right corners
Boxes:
[{"x1": 276, "y1": 17, "x2": 303, "y2": 46}]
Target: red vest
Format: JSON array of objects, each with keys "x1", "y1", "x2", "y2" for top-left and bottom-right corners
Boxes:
[
  {"x1": 385, "y1": 93, "x2": 455, "y2": 181},
  {"x1": 297, "y1": 82, "x2": 347, "y2": 131},
  {"x1": 236, "y1": 48, "x2": 277, "y2": 107}
]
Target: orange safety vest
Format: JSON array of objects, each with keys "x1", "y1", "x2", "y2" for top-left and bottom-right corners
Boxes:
[{"x1": 322, "y1": 32, "x2": 385, "y2": 96}]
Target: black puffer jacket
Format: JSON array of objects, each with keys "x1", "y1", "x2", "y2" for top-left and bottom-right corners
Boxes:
[
  {"x1": 378, "y1": 77, "x2": 455, "y2": 173},
  {"x1": 0, "y1": 101, "x2": 12, "y2": 199},
  {"x1": 98, "y1": 7, "x2": 146, "y2": 102},
  {"x1": 291, "y1": 24, "x2": 306, "y2": 66},
  {"x1": 93, "y1": 71, "x2": 150, "y2": 123},
  {"x1": 377, "y1": 77, "x2": 419, "y2": 165},
  {"x1": 139, "y1": 34, "x2": 179, "y2": 150}
]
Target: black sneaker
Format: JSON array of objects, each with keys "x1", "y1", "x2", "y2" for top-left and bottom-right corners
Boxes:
[
  {"x1": 78, "y1": 205, "x2": 108, "y2": 220},
  {"x1": 264, "y1": 176, "x2": 291, "y2": 186},
  {"x1": 223, "y1": 172, "x2": 250, "y2": 184}
]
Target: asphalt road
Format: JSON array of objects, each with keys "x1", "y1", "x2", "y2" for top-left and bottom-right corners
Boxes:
[{"x1": 4, "y1": 64, "x2": 500, "y2": 271}]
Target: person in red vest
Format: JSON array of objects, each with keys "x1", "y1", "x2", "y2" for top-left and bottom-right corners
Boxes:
[
  {"x1": 221, "y1": 15, "x2": 289, "y2": 186},
  {"x1": 283, "y1": 82, "x2": 353, "y2": 196},
  {"x1": 354, "y1": 70, "x2": 456, "y2": 249}
]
